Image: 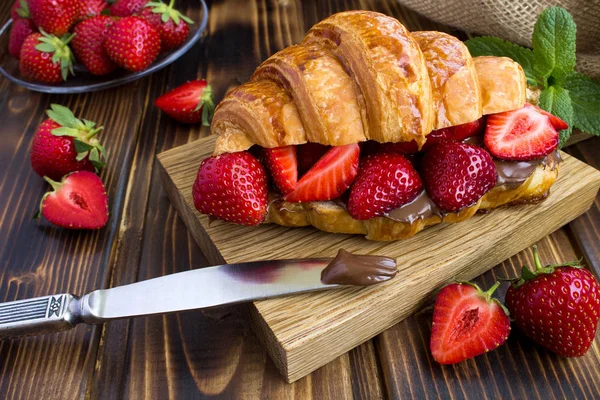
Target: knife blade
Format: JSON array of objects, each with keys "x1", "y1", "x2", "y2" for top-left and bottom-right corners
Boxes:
[{"x1": 0, "y1": 258, "x2": 335, "y2": 339}]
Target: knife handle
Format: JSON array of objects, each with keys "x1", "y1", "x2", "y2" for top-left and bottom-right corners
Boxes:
[{"x1": 0, "y1": 294, "x2": 81, "y2": 338}]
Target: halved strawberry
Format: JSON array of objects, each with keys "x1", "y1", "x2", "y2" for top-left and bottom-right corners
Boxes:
[
  {"x1": 361, "y1": 140, "x2": 419, "y2": 156},
  {"x1": 285, "y1": 144, "x2": 360, "y2": 203},
  {"x1": 430, "y1": 282, "x2": 510, "y2": 364},
  {"x1": 423, "y1": 117, "x2": 487, "y2": 150},
  {"x1": 484, "y1": 105, "x2": 559, "y2": 160},
  {"x1": 38, "y1": 171, "x2": 109, "y2": 229},
  {"x1": 263, "y1": 146, "x2": 297, "y2": 195},
  {"x1": 527, "y1": 103, "x2": 569, "y2": 131},
  {"x1": 297, "y1": 142, "x2": 329, "y2": 175}
]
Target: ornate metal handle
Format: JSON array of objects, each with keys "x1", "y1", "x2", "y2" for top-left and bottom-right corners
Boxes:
[{"x1": 0, "y1": 294, "x2": 81, "y2": 338}]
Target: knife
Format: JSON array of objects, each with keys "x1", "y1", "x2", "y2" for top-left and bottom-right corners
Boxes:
[{"x1": 0, "y1": 258, "x2": 336, "y2": 339}]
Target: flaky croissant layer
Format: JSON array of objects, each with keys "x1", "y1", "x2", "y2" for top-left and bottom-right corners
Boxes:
[{"x1": 210, "y1": 11, "x2": 526, "y2": 156}]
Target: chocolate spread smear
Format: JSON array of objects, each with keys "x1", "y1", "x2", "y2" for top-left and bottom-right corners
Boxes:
[{"x1": 321, "y1": 249, "x2": 397, "y2": 285}]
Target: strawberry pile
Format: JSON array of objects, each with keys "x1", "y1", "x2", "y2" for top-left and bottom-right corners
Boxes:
[
  {"x1": 8, "y1": 0, "x2": 194, "y2": 83},
  {"x1": 32, "y1": 104, "x2": 110, "y2": 230},
  {"x1": 193, "y1": 103, "x2": 567, "y2": 226},
  {"x1": 430, "y1": 245, "x2": 600, "y2": 364}
]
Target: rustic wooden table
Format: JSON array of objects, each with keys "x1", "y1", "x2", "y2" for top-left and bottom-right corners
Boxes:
[{"x1": 1, "y1": 0, "x2": 599, "y2": 398}]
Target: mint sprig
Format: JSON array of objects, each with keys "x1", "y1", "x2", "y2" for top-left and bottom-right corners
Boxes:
[{"x1": 465, "y1": 6, "x2": 600, "y2": 147}]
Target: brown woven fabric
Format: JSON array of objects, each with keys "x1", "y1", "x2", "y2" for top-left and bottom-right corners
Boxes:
[{"x1": 398, "y1": 0, "x2": 600, "y2": 78}]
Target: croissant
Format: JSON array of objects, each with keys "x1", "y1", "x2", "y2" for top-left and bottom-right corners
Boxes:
[{"x1": 202, "y1": 10, "x2": 560, "y2": 241}]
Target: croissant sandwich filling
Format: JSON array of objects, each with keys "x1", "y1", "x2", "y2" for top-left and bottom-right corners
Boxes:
[{"x1": 193, "y1": 11, "x2": 565, "y2": 241}]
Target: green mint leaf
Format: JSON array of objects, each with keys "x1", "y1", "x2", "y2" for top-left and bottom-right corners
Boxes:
[
  {"x1": 538, "y1": 86, "x2": 573, "y2": 148},
  {"x1": 563, "y1": 72, "x2": 600, "y2": 136},
  {"x1": 465, "y1": 36, "x2": 537, "y2": 86},
  {"x1": 532, "y1": 6, "x2": 576, "y2": 86}
]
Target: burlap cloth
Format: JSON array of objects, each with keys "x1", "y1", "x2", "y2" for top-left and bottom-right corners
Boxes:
[{"x1": 399, "y1": 0, "x2": 600, "y2": 79}]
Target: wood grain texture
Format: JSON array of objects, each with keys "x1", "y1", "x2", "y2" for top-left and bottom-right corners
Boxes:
[
  {"x1": 157, "y1": 134, "x2": 600, "y2": 382},
  {"x1": 1, "y1": 0, "x2": 600, "y2": 398}
]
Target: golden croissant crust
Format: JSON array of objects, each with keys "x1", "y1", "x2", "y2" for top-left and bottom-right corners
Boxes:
[{"x1": 212, "y1": 10, "x2": 527, "y2": 155}]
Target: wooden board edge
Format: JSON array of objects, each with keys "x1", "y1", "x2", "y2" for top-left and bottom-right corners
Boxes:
[
  {"x1": 157, "y1": 152, "x2": 226, "y2": 266},
  {"x1": 263, "y1": 173, "x2": 600, "y2": 381}
]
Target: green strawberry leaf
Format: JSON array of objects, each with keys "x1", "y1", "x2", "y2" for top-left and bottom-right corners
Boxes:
[
  {"x1": 538, "y1": 86, "x2": 574, "y2": 147},
  {"x1": 76, "y1": 151, "x2": 89, "y2": 162},
  {"x1": 88, "y1": 148, "x2": 105, "y2": 170},
  {"x1": 47, "y1": 104, "x2": 79, "y2": 128},
  {"x1": 532, "y1": 6, "x2": 576, "y2": 86},
  {"x1": 74, "y1": 139, "x2": 94, "y2": 153},
  {"x1": 16, "y1": 0, "x2": 30, "y2": 19},
  {"x1": 563, "y1": 72, "x2": 600, "y2": 136},
  {"x1": 51, "y1": 127, "x2": 80, "y2": 137},
  {"x1": 35, "y1": 43, "x2": 56, "y2": 53},
  {"x1": 464, "y1": 36, "x2": 538, "y2": 86}
]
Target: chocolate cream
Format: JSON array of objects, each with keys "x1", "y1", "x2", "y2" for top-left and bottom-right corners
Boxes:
[
  {"x1": 385, "y1": 190, "x2": 443, "y2": 223},
  {"x1": 494, "y1": 150, "x2": 562, "y2": 188},
  {"x1": 320, "y1": 249, "x2": 397, "y2": 285}
]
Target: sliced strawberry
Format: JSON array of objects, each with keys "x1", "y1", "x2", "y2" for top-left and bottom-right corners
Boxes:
[
  {"x1": 423, "y1": 117, "x2": 487, "y2": 150},
  {"x1": 430, "y1": 282, "x2": 510, "y2": 364},
  {"x1": 348, "y1": 153, "x2": 422, "y2": 220},
  {"x1": 192, "y1": 151, "x2": 268, "y2": 226},
  {"x1": 155, "y1": 80, "x2": 215, "y2": 125},
  {"x1": 297, "y1": 142, "x2": 329, "y2": 175},
  {"x1": 484, "y1": 105, "x2": 559, "y2": 160},
  {"x1": 527, "y1": 103, "x2": 569, "y2": 131},
  {"x1": 285, "y1": 144, "x2": 360, "y2": 203},
  {"x1": 263, "y1": 146, "x2": 298, "y2": 195},
  {"x1": 39, "y1": 171, "x2": 109, "y2": 229}
]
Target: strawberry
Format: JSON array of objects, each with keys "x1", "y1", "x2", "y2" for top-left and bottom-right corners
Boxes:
[
  {"x1": 77, "y1": 0, "x2": 108, "y2": 20},
  {"x1": 528, "y1": 103, "x2": 569, "y2": 131},
  {"x1": 30, "y1": 0, "x2": 79, "y2": 36},
  {"x1": 430, "y1": 281, "x2": 510, "y2": 364},
  {"x1": 505, "y1": 245, "x2": 600, "y2": 357},
  {"x1": 284, "y1": 144, "x2": 360, "y2": 203},
  {"x1": 263, "y1": 146, "x2": 298, "y2": 195},
  {"x1": 421, "y1": 142, "x2": 496, "y2": 212},
  {"x1": 108, "y1": 0, "x2": 147, "y2": 17},
  {"x1": 422, "y1": 117, "x2": 487, "y2": 150},
  {"x1": 103, "y1": 16, "x2": 160, "y2": 72},
  {"x1": 297, "y1": 142, "x2": 330, "y2": 175},
  {"x1": 31, "y1": 104, "x2": 106, "y2": 180},
  {"x1": 9, "y1": 15, "x2": 36, "y2": 60},
  {"x1": 72, "y1": 15, "x2": 117, "y2": 75},
  {"x1": 361, "y1": 140, "x2": 419, "y2": 156},
  {"x1": 484, "y1": 104, "x2": 559, "y2": 161},
  {"x1": 38, "y1": 171, "x2": 109, "y2": 229},
  {"x1": 154, "y1": 80, "x2": 215, "y2": 125},
  {"x1": 192, "y1": 152, "x2": 268, "y2": 226},
  {"x1": 139, "y1": 0, "x2": 193, "y2": 52},
  {"x1": 19, "y1": 31, "x2": 75, "y2": 83},
  {"x1": 347, "y1": 153, "x2": 422, "y2": 220}
]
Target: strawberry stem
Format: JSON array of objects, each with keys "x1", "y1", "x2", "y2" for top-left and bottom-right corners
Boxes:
[
  {"x1": 532, "y1": 245, "x2": 543, "y2": 271},
  {"x1": 85, "y1": 127, "x2": 103, "y2": 140},
  {"x1": 43, "y1": 176, "x2": 62, "y2": 191},
  {"x1": 482, "y1": 281, "x2": 501, "y2": 300},
  {"x1": 169, "y1": 0, "x2": 175, "y2": 8}
]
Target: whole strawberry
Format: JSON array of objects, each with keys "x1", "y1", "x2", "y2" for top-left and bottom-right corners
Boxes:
[
  {"x1": 38, "y1": 171, "x2": 109, "y2": 229},
  {"x1": 421, "y1": 142, "x2": 497, "y2": 212},
  {"x1": 430, "y1": 281, "x2": 510, "y2": 364},
  {"x1": 193, "y1": 152, "x2": 268, "y2": 226},
  {"x1": 140, "y1": 0, "x2": 193, "y2": 52},
  {"x1": 72, "y1": 15, "x2": 118, "y2": 75},
  {"x1": 9, "y1": 0, "x2": 35, "y2": 60},
  {"x1": 30, "y1": 0, "x2": 80, "y2": 36},
  {"x1": 77, "y1": 0, "x2": 108, "y2": 20},
  {"x1": 103, "y1": 16, "x2": 161, "y2": 72},
  {"x1": 31, "y1": 104, "x2": 106, "y2": 180},
  {"x1": 505, "y1": 245, "x2": 600, "y2": 357},
  {"x1": 154, "y1": 80, "x2": 215, "y2": 124},
  {"x1": 20, "y1": 31, "x2": 75, "y2": 83},
  {"x1": 109, "y1": 0, "x2": 147, "y2": 17},
  {"x1": 348, "y1": 153, "x2": 422, "y2": 220}
]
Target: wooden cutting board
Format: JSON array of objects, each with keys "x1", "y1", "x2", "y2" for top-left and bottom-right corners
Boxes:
[{"x1": 157, "y1": 135, "x2": 600, "y2": 383}]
